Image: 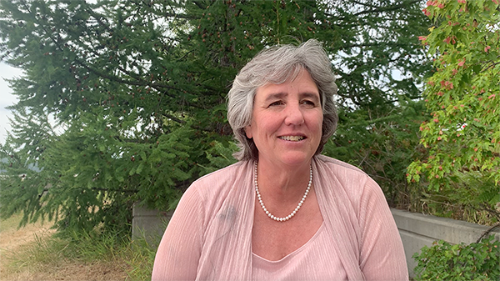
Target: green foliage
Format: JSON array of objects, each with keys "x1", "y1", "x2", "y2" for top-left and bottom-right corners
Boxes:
[
  {"x1": 413, "y1": 235, "x2": 500, "y2": 280},
  {"x1": 201, "y1": 140, "x2": 238, "y2": 175},
  {"x1": 325, "y1": 97, "x2": 428, "y2": 207},
  {"x1": 0, "y1": 0, "x2": 431, "y2": 235},
  {"x1": 407, "y1": 0, "x2": 500, "y2": 221}
]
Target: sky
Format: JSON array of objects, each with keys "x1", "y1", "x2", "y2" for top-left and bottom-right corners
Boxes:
[{"x1": 0, "y1": 62, "x2": 23, "y2": 145}]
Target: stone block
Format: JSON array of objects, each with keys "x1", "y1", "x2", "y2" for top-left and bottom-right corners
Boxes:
[
  {"x1": 391, "y1": 209, "x2": 500, "y2": 278},
  {"x1": 132, "y1": 203, "x2": 173, "y2": 247}
]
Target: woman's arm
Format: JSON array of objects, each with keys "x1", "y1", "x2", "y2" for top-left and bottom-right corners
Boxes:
[
  {"x1": 152, "y1": 186, "x2": 205, "y2": 280},
  {"x1": 358, "y1": 178, "x2": 409, "y2": 280}
]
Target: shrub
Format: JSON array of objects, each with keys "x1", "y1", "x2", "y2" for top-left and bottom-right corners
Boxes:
[{"x1": 413, "y1": 235, "x2": 500, "y2": 280}]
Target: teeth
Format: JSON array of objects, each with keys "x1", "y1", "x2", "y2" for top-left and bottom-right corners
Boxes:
[{"x1": 280, "y1": 136, "x2": 304, "y2": 141}]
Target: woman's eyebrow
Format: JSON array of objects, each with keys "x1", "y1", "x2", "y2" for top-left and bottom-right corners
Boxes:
[
  {"x1": 264, "y1": 92, "x2": 287, "y2": 102},
  {"x1": 300, "y1": 92, "x2": 320, "y2": 101}
]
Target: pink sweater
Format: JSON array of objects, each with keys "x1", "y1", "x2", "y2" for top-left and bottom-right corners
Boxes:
[{"x1": 152, "y1": 155, "x2": 408, "y2": 280}]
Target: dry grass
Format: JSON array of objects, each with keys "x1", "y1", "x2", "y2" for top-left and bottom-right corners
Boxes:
[
  {"x1": 0, "y1": 213, "x2": 137, "y2": 281},
  {"x1": 0, "y1": 213, "x2": 53, "y2": 280}
]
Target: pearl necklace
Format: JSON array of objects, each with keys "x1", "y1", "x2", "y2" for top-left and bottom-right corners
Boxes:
[{"x1": 254, "y1": 163, "x2": 312, "y2": 222}]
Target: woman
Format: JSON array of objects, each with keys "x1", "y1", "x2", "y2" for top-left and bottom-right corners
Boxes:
[{"x1": 152, "y1": 39, "x2": 408, "y2": 280}]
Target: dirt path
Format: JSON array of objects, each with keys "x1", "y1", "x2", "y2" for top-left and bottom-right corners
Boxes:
[{"x1": 0, "y1": 219, "x2": 128, "y2": 281}]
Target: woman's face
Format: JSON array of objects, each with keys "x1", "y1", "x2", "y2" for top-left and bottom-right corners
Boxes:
[{"x1": 245, "y1": 69, "x2": 323, "y2": 168}]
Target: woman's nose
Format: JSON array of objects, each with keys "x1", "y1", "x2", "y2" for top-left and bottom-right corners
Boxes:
[{"x1": 284, "y1": 103, "x2": 304, "y2": 126}]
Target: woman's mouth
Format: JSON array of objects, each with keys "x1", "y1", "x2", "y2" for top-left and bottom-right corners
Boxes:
[{"x1": 279, "y1": 136, "x2": 305, "y2": 142}]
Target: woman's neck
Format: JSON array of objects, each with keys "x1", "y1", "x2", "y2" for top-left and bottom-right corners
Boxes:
[{"x1": 255, "y1": 158, "x2": 312, "y2": 203}]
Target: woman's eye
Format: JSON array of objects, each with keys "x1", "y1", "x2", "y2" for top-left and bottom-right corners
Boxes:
[
  {"x1": 269, "y1": 101, "x2": 284, "y2": 107},
  {"x1": 301, "y1": 100, "x2": 316, "y2": 106}
]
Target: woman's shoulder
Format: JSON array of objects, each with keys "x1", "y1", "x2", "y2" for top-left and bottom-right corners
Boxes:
[
  {"x1": 187, "y1": 160, "x2": 253, "y2": 199},
  {"x1": 194, "y1": 160, "x2": 251, "y2": 185},
  {"x1": 177, "y1": 161, "x2": 253, "y2": 224}
]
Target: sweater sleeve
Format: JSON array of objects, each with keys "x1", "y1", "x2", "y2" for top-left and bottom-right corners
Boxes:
[
  {"x1": 358, "y1": 177, "x2": 409, "y2": 280},
  {"x1": 152, "y1": 185, "x2": 205, "y2": 281}
]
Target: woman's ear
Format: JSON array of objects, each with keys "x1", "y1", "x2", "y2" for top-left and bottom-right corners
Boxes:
[{"x1": 244, "y1": 125, "x2": 252, "y2": 139}]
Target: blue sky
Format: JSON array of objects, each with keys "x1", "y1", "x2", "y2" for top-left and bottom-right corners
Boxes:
[{"x1": 0, "y1": 62, "x2": 23, "y2": 145}]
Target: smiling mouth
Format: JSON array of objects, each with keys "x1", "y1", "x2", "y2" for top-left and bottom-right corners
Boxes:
[{"x1": 279, "y1": 136, "x2": 305, "y2": 141}]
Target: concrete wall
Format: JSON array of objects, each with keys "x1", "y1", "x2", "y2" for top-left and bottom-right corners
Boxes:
[
  {"x1": 391, "y1": 209, "x2": 500, "y2": 278},
  {"x1": 132, "y1": 205, "x2": 500, "y2": 277},
  {"x1": 132, "y1": 203, "x2": 173, "y2": 247}
]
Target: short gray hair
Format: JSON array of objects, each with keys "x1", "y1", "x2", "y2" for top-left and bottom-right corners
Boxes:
[{"x1": 227, "y1": 39, "x2": 338, "y2": 161}]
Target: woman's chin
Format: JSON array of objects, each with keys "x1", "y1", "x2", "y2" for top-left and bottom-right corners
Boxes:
[{"x1": 276, "y1": 153, "x2": 314, "y2": 167}]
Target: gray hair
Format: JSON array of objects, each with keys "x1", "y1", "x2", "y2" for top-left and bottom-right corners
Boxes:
[{"x1": 227, "y1": 39, "x2": 338, "y2": 161}]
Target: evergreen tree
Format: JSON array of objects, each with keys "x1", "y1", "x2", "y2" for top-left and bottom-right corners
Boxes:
[{"x1": 0, "y1": 0, "x2": 430, "y2": 234}]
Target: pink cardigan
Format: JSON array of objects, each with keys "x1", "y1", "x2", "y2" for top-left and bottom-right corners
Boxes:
[{"x1": 152, "y1": 155, "x2": 408, "y2": 280}]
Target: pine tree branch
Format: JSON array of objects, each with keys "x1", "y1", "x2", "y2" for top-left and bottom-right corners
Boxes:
[
  {"x1": 28, "y1": 5, "x2": 185, "y2": 101},
  {"x1": 162, "y1": 112, "x2": 186, "y2": 124},
  {"x1": 340, "y1": 42, "x2": 419, "y2": 50},
  {"x1": 348, "y1": 0, "x2": 381, "y2": 9},
  {"x1": 91, "y1": 187, "x2": 139, "y2": 193},
  {"x1": 325, "y1": 0, "x2": 421, "y2": 22},
  {"x1": 350, "y1": 0, "x2": 422, "y2": 17}
]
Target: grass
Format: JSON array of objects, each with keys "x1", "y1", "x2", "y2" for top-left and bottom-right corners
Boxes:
[
  {"x1": 3, "y1": 233, "x2": 65, "y2": 274},
  {"x1": 0, "y1": 211, "x2": 30, "y2": 233},
  {"x1": 58, "y1": 229, "x2": 159, "y2": 280},
  {"x1": 0, "y1": 212, "x2": 158, "y2": 280}
]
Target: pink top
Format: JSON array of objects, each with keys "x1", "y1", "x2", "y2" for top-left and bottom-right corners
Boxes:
[
  {"x1": 252, "y1": 223, "x2": 348, "y2": 280},
  {"x1": 152, "y1": 155, "x2": 408, "y2": 280}
]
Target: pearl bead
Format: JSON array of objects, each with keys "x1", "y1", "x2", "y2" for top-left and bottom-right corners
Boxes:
[{"x1": 254, "y1": 162, "x2": 312, "y2": 222}]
